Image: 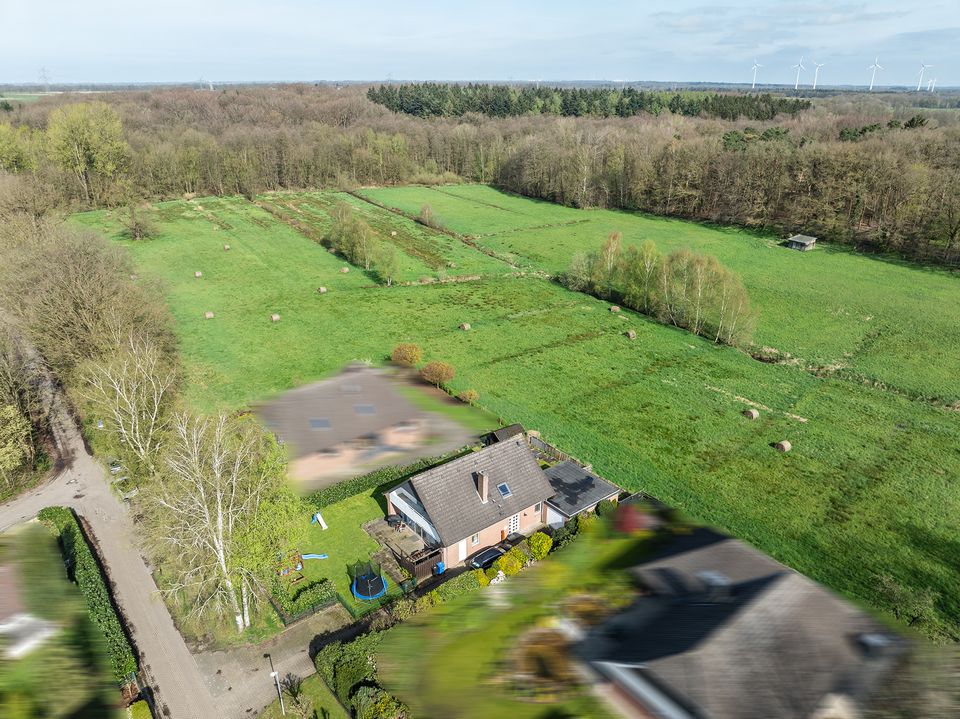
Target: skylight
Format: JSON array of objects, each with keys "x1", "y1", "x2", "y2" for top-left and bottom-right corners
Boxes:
[
  {"x1": 497, "y1": 482, "x2": 513, "y2": 499},
  {"x1": 309, "y1": 418, "x2": 331, "y2": 429},
  {"x1": 354, "y1": 404, "x2": 377, "y2": 415}
]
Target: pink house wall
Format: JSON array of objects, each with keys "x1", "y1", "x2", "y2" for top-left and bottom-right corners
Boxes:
[{"x1": 441, "y1": 501, "x2": 547, "y2": 566}]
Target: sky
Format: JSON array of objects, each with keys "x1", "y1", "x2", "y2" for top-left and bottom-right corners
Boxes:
[{"x1": 1, "y1": 0, "x2": 958, "y2": 87}]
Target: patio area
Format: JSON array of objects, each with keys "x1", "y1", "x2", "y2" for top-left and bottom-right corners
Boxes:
[{"x1": 363, "y1": 518, "x2": 429, "y2": 558}]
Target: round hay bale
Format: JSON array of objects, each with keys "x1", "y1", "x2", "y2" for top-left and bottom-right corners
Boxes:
[
  {"x1": 223, "y1": 244, "x2": 231, "y2": 251},
  {"x1": 271, "y1": 313, "x2": 281, "y2": 322},
  {"x1": 340, "y1": 267, "x2": 350, "y2": 274},
  {"x1": 743, "y1": 409, "x2": 760, "y2": 420},
  {"x1": 204, "y1": 311, "x2": 215, "y2": 320},
  {"x1": 317, "y1": 286, "x2": 328, "y2": 294},
  {"x1": 390, "y1": 231, "x2": 397, "y2": 237},
  {"x1": 183, "y1": 192, "x2": 196, "y2": 200},
  {"x1": 625, "y1": 330, "x2": 637, "y2": 340},
  {"x1": 459, "y1": 323, "x2": 471, "y2": 331},
  {"x1": 195, "y1": 271, "x2": 203, "y2": 278},
  {"x1": 775, "y1": 440, "x2": 792, "y2": 452},
  {"x1": 610, "y1": 305, "x2": 621, "y2": 313}
]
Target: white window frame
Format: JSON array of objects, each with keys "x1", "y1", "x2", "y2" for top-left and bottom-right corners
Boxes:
[
  {"x1": 471, "y1": 533, "x2": 480, "y2": 545},
  {"x1": 534, "y1": 502, "x2": 542, "y2": 514}
]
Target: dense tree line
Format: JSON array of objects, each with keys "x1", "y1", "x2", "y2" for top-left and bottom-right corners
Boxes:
[
  {"x1": 0, "y1": 85, "x2": 958, "y2": 264},
  {"x1": 562, "y1": 234, "x2": 754, "y2": 346},
  {"x1": 366, "y1": 83, "x2": 811, "y2": 121}
]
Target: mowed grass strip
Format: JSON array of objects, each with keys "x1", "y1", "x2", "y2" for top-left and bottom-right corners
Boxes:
[
  {"x1": 258, "y1": 190, "x2": 515, "y2": 282},
  {"x1": 357, "y1": 185, "x2": 960, "y2": 403},
  {"x1": 75, "y1": 192, "x2": 960, "y2": 636}
]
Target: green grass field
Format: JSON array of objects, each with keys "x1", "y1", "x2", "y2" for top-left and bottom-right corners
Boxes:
[
  {"x1": 360, "y1": 185, "x2": 960, "y2": 403},
  {"x1": 72, "y1": 186, "x2": 960, "y2": 639}
]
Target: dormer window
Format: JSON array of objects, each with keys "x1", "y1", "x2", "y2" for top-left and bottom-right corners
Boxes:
[
  {"x1": 309, "y1": 418, "x2": 331, "y2": 430},
  {"x1": 497, "y1": 482, "x2": 512, "y2": 499},
  {"x1": 354, "y1": 404, "x2": 376, "y2": 415}
]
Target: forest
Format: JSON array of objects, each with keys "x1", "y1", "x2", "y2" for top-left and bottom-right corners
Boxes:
[
  {"x1": 0, "y1": 83, "x2": 958, "y2": 266},
  {"x1": 365, "y1": 83, "x2": 812, "y2": 120}
]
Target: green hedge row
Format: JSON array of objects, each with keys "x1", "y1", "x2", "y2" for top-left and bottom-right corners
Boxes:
[
  {"x1": 315, "y1": 632, "x2": 408, "y2": 719},
  {"x1": 270, "y1": 575, "x2": 337, "y2": 621},
  {"x1": 128, "y1": 700, "x2": 153, "y2": 719},
  {"x1": 307, "y1": 450, "x2": 470, "y2": 509},
  {"x1": 38, "y1": 506, "x2": 139, "y2": 682},
  {"x1": 432, "y1": 569, "x2": 480, "y2": 602}
]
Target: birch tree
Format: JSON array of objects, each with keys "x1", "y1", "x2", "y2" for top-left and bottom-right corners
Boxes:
[
  {"x1": 80, "y1": 330, "x2": 175, "y2": 475},
  {"x1": 148, "y1": 413, "x2": 294, "y2": 632}
]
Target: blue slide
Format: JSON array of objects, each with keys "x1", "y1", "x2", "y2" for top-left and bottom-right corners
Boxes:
[{"x1": 301, "y1": 553, "x2": 328, "y2": 560}]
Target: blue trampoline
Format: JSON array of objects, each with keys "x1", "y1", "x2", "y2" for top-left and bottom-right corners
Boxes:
[{"x1": 350, "y1": 560, "x2": 388, "y2": 601}]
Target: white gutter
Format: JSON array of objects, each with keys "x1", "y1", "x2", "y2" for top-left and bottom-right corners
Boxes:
[{"x1": 594, "y1": 662, "x2": 695, "y2": 719}]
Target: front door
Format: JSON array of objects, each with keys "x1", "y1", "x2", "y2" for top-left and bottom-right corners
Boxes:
[
  {"x1": 508, "y1": 513, "x2": 520, "y2": 535},
  {"x1": 457, "y1": 539, "x2": 467, "y2": 562}
]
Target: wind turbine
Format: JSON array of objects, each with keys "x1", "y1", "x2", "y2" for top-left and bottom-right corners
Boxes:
[
  {"x1": 751, "y1": 59, "x2": 762, "y2": 90},
  {"x1": 812, "y1": 61, "x2": 824, "y2": 90},
  {"x1": 917, "y1": 62, "x2": 932, "y2": 91},
  {"x1": 792, "y1": 57, "x2": 805, "y2": 90},
  {"x1": 868, "y1": 57, "x2": 883, "y2": 91},
  {"x1": 930, "y1": 77, "x2": 937, "y2": 92}
]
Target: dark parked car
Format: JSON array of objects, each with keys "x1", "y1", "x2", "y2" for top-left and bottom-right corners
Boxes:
[{"x1": 468, "y1": 546, "x2": 505, "y2": 570}]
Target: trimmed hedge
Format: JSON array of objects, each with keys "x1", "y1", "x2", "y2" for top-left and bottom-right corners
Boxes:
[
  {"x1": 307, "y1": 451, "x2": 469, "y2": 509},
  {"x1": 38, "y1": 506, "x2": 138, "y2": 682},
  {"x1": 432, "y1": 569, "x2": 480, "y2": 603},
  {"x1": 271, "y1": 576, "x2": 337, "y2": 621}
]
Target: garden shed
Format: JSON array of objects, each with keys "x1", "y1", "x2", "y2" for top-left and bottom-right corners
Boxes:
[{"x1": 786, "y1": 234, "x2": 817, "y2": 251}]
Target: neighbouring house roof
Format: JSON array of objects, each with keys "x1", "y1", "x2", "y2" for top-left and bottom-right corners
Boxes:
[
  {"x1": 787, "y1": 234, "x2": 817, "y2": 244},
  {"x1": 486, "y1": 423, "x2": 525, "y2": 444},
  {"x1": 256, "y1": 364, "x2": 425, "y2": 460},
  {"x1": 0, "y1": 564, "x2": 57, "y2": 659},
  {"x1": 580, "y1": 529, "x2": 902, "y2": 719},
  {"x1": 404, "y1": 439, "x2": 554, "y2": 546},
  {"x1": 544, "y1": 461, "x2": 619, "y2": 517}
]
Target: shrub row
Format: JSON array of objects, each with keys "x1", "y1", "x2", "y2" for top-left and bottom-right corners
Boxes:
[
  {"x1": 270, "y1": 576, "x2": 337, "y2": 621},
  {"x1": 306, "y1": 451, "x2": 468, "y2": 509},
  {"x1": 128, "y1": 700, "x2": 152, "y2": 719},
  {"x1": 315, "y1": 632, "x2": 409, "y2": 719},
  {"x1": 37, "y1": 506, "x2": 139, "y2": 682}
]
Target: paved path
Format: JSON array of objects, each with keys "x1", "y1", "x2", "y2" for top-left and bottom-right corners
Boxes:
[
  {"x1": 0, "y1": 317, "x2": 373, "y2": 718},
  {"x1": 0, "y1": 319, "x2": 222, "y2": 719}
]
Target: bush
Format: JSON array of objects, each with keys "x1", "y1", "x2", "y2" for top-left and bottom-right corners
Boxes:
[
  {"x1": 433, "y1": 569, "x2": 480, "y2": 602},
  {"x1": 271, "y1": 576, "x2": 336, "y2": 619},
  {"x1": 390, "y1": 597, "x2": 415, "y2": 623},
  {"x1": 315, "y1": 634, "x2": 383, "y2": 705},
  {"x1": 420, "y1": 360, "x2": 455, "y2": 387},
  {"x1": 475, "y1": 568, "x2": 491, "y2": 587},
  {"x1": 351, "y1": 685, "x2": 408, "y2": 719},
  {"x1": 458, "y1": 388, "x2": 479, "y2": 404},
  {"x1": 414, "y1": 594, "x2": 435, "y2": 613},
  {"x1": 529, "y1": 531, "x2": 553, "y2": 560},
  {"x1": 128, "y1": 700, "x2": 152, "y2": 719},
  {"x1": 37, "y1": 506, "x2": 138, "y2": 682},
  {"x1": 595, "y1": 498, "x2": 618, "y2": 517},
  {"x1": 494, "y1": 549, "x2": 525, "y2": 577},
  {"x1": 390, "y1": 343, "x2": 422, "y2": 367}
]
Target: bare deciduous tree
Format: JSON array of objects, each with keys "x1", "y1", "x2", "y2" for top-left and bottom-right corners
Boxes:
[
  {"x1": 79, "y1": 330, "x2": 175, "y2": 474},
  {"x1": 149, "y1": 413, "x2": 275, "y2": 632}
]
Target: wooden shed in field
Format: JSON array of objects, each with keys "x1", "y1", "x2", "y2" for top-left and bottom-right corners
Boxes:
[{"x1": 786, "y1": 234, "x2": 817, "y2": 251}]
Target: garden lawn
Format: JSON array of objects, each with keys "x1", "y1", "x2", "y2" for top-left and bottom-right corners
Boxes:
[
  {"x1": 74, "y1": 189, "x2": 960, "y2": 639},
  {"x1": 298, "y1": 490, "x2": 401, "y2": 616}
]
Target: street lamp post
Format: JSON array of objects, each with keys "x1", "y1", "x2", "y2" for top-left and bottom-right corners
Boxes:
[{"x1": 264, "y1": 652, "x2": 285, "y2": 716}]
